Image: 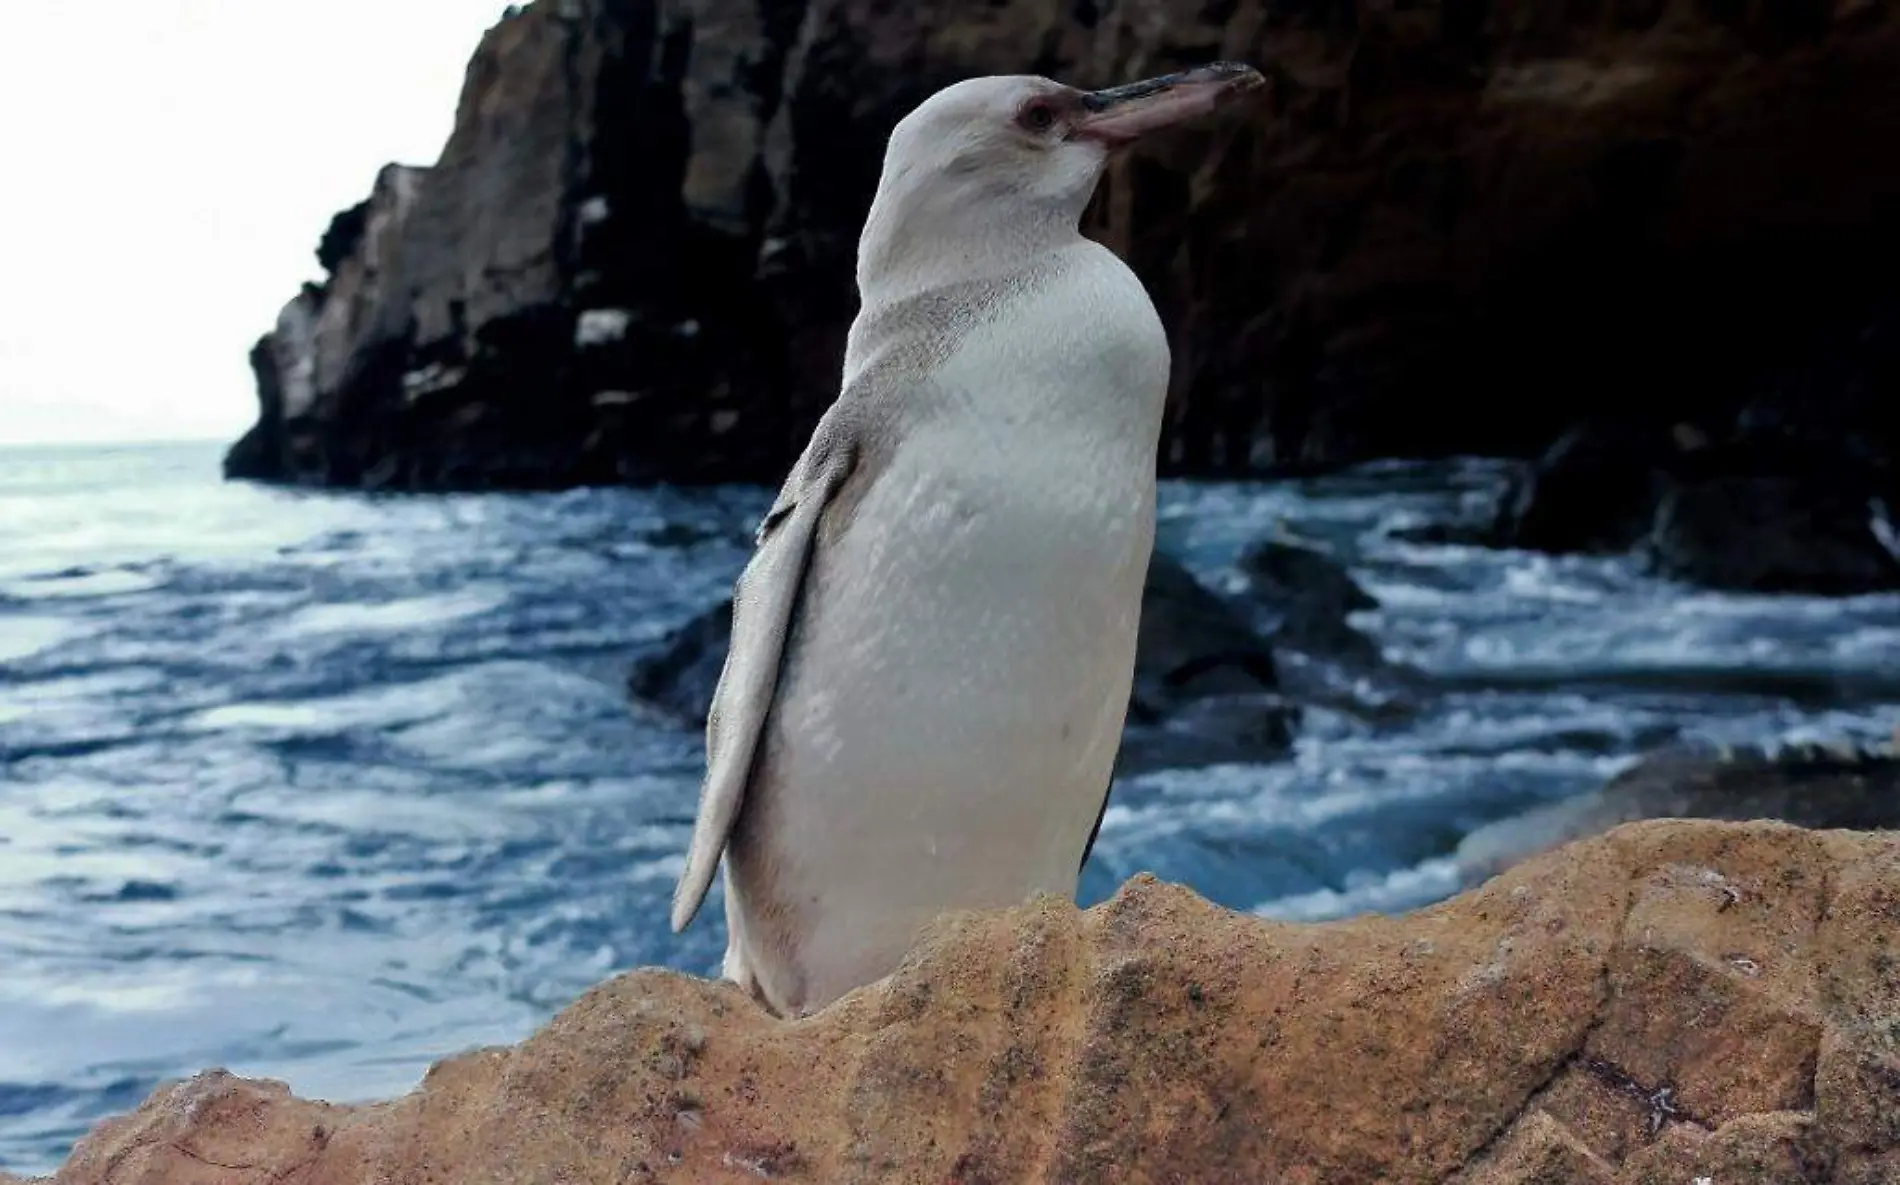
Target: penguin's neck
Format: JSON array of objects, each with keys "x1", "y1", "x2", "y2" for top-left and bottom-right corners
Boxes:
[
  {"x1": 854, "y1": 173, "x2": 1083, "y2": 310},
  {"x1": 891, "y1": 242, "x2": 1171, "y2": 460},
  {"x1": 839, "y1": 247, "x2": 1065, "y2": 397}
]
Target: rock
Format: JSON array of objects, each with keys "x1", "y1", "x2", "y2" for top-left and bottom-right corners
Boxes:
[
  {"x1": 1227, "y1": 535, "x2": 1424, "y2": 728},
  {"x1": 1115, "y1": 690, "x2": 1299, "y2": 773},
  {"x1": 1489, "y1": 390, "x2": 1900, "y2": 594},
  {"x1": 626, "y1": 599, "x2": 731, "y2": 725},
  {"x1": 1456, "y1": 738, "x2": 1900, "y2": 884},
  {"x1": 1733, "y1": 300, "x2": 1900, "y2": 497},
  {"x1": 224, "y1": 285, "x2": 324, "y2": 483},
  {"x1": 315, "y1": 198, "x2": 372, "y2": 276},
  {"x1": 1128, "y1": 555, "x2": 1282, "y2": 715},
  {"x1": 1646, "y1": 474, "x2": 1900, "y2": 594},
  {"x1": 1626, "y1": 301, "x2": 1900, "y2": 593},
  {"x1": 627, "y1": 553, "x2": 1296, "y2": 769},
  {"x1": 31, "y1": 822, "x2": 1900, "y2": 1183},
  {"x1": 1234, "y1": 536, "x2": 1379, "y2": 660},
  {"x1": 232, "y1": 0, "x2": 1900, "y2": 490},
  {"x1": 1492, "y1": 423, "x2": 1674, "y2": 555},
  {"x1": 229, "y1": 4, "x2": 782, "y2": 489}
]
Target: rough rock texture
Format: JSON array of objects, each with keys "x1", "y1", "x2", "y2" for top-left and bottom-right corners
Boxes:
[
  {"x1": 1458, "y1": 737, "x2": 1900, "y2": 883},
  {"x1": 233, "y1": 0, "x2": 1900, "y2": 490},
  {"x1": 28, "y1": 821, "x2": 1900, "y2": 1183}
]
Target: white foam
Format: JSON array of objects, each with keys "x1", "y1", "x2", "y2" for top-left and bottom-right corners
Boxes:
[
  {"x1": 0, "y1": 615, "x2": 87, "y2": 663},
  {"x1": 576, "y1": 308, "x2": 633, "y2": 347},
  {"x1": 3, "y1": 568, "x2": 158, "y2": 601},
  {"x1": 1872, "y1": 498, "x2": 1898, "y2": 559},
  {"x1": 1251, "y1": 856, "x2": 1466, "y2": 923},
  {"x1": 275, "y1": 588, "x2": 506, "y2": 638}
]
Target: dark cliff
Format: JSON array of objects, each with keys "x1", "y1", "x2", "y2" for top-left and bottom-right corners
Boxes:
[{"x1": 230, "y1": 0, "x2": 1900, "y2": 493}]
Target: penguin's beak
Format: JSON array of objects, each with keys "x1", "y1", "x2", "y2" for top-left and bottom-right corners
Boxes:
[{"x1": 1070, "y1": 61, "x2": 1265, "y2": 148}]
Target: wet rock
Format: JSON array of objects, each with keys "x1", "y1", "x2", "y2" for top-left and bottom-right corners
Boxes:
[
  {"x1": 1226, "y1": 534, "x2": 1425, "y2": 729},
  {"x1": 1646, "y1": 474, "x2": 1900, "y2": 594},
  {"x1": 1116, "y1": 692, "x2": 1299, "y2": 773},
  {"x1": 37, "y1": 822, "x2": 1900, "y2": 1183},
  {"x1": 627, "y1": 553, "x2": 1297, "y2": 769},
  {"x1": 1128, "y1": 555, "x2": 1282, "y2": 715},
  {"x1": 625, "y1": 600, "x2": 730, "y2": 725},
  {"x1": 1456, "y1": 737, "x2": 1900, "y2": 884},
  {"x1": 233, "y1": 0, "x2": 1900, "y2": 490},
  {"x1": 1234, "y1": 537, "x2": 1379, "y2": 660},
  {"x1": 1384, "y1": 517, "x2": 1501, "y2": 547},
  {"x1": 225, "y1": 285, "x2": 324, "y2": 483},
  {"x1": 1487, "y1": 298, "x2": 1900, "y2": 592},
  {"x1": 1491, "y1": 434, "x2": 1900, "y2": 596},
  {"x1": 1492, "y1": 423, "x2": 1674, "y2": 555}
]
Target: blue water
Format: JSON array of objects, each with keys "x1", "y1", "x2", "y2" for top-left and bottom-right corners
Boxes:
[{"x1": 2, "y1": 441, "x2": 1897, "y2": 1174}]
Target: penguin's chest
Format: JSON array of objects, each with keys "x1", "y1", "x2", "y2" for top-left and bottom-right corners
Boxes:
[
  {"x1": 782, "y1": 431, "x2": 1153, "y2": 785},
  {"x1": 752, "y1": 253, "x2": 1168, "y2": 895}
]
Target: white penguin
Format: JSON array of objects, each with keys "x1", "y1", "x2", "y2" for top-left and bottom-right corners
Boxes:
[{"x1": 671, "y1": 63, "x2": 1265, "y2": 1017}]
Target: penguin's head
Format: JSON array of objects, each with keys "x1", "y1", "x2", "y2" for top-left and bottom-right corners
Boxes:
[{"x1": 858, "y1": 63, "x2": 1264, "y2": 292}]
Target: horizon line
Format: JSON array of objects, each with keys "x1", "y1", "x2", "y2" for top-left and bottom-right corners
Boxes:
[{"x1": 0, "y1": 434, "x2": 231, "y2": 450}]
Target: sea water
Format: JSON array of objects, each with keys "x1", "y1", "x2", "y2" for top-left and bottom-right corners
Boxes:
[{"x1": 2, "y1": 441, "x2": 1896, "y2": 1173}]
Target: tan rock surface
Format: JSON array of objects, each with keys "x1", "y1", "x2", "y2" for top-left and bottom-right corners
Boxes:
[{"x1": 26, "y1": 820, "x2": 1900, "y2": 1183}]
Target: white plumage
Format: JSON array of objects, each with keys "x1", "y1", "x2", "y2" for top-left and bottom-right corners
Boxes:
[{"x1": 669, "y1": 64, "x2": 1263, "y2": 1017}]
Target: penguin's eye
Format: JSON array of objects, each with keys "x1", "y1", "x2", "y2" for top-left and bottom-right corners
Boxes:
[{"x1": 1018, "y1": 101, "x2": 1059, "y2": 134}]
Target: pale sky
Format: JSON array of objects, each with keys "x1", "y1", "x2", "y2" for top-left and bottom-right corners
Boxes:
[{"x1": 0, "y1": 1, "x2": 517, "y2": 446}]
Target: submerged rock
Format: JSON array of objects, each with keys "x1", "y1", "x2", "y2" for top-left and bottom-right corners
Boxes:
[
  {"x1": 1233, "y1": 536, "x2": 1380, "y2": 661},
  {"x1": 34, "y1": 821, "x2": 1900, "y2": 1183},
  {"x1": 233, "y1": 0, "x2": 1900, "y2": 491},
  {"x1": 1117, "y1": 554, "x2": 1300, "y2": 771},
  {"x1": 626, "y1": 598, "x2": 731, "y2": 725}
]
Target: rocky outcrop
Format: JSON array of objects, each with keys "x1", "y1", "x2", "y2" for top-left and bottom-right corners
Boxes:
[
  {"x1": 1486, "y1": 302, "x2": 1900, "y2": 593},
  {"x1": 28, "y1": 821, "x2": 1900, "y2": 1183},
  {"x1": 1646, "y1": 473, "x2": 1900, "y2": 594},
  {"x1": 1235, "y1": 535, "x2": 1381, "y2": 659},
  {"x1": 1490, "y1": 428, "x2": 1900, "y2": 595},
  {"x1": 1457, "y1": 737, "x2": 1900, "y2": 883},
  {"x1": 627, "y1": 552, "x2": 1300, "y2": 771},
  {"x1": 626, "y1": 595, "x2": 733, "y2": 725},
  {"x1": 233, "y1": 6, "x2": 770, "y2": 489},
  {"x1": 232, "y1": 0, "x2": 1900, "y2": 491},
  {"x1": 1119, "y1": 553, "x2": 1301, "y2": 770}
]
